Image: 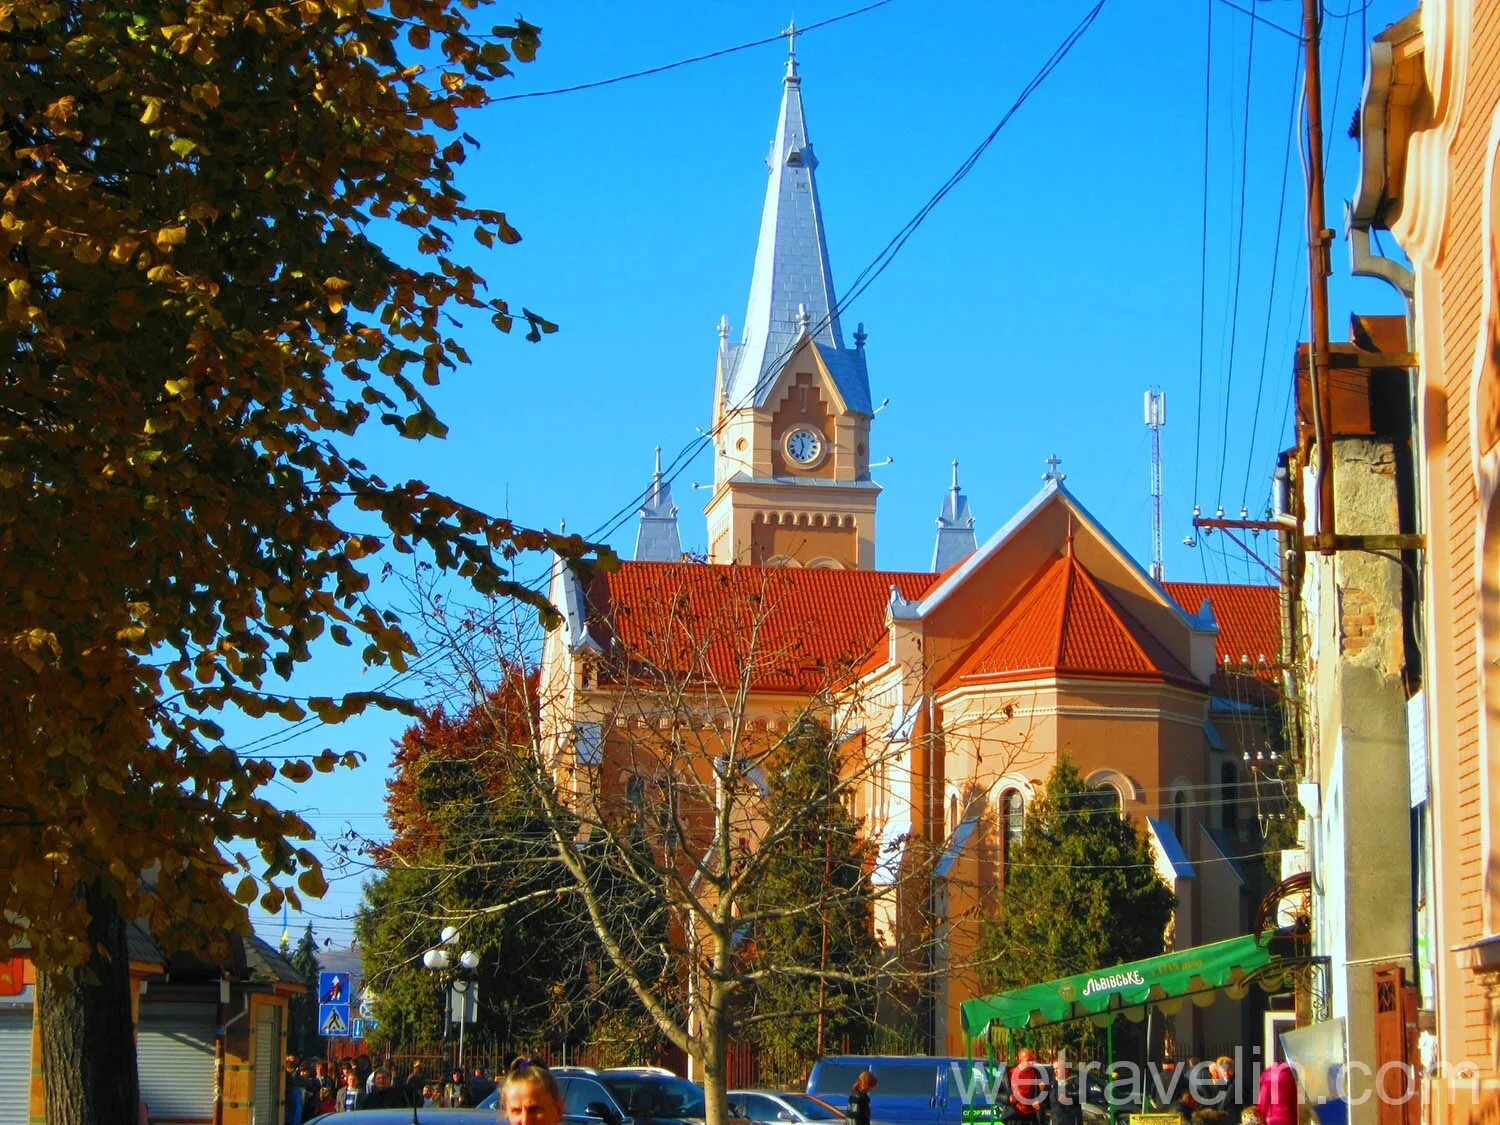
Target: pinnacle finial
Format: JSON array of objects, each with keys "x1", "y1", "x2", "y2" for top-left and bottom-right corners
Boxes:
[
  {"x1": 796, "y1": 302, "x2": 811, "y2": 334},
  {"x1": 784, "y1": 19, "x2": 798, "y2": 78},
  {"x1": 654, "y1": 445, "x2": 663, "y2": 478},
  {"x1": 1043, "y1": 454, "x2": 1066, "y2": 483},
  {"x1": 951, "y1": 459, "x2": 960, "y2": 491},
  {"x1": 854, "y1": 322, "x2": 867, "y2": 349},
  {"x1": 717, "y1": 313, "x2": 731, "y2": 348}
]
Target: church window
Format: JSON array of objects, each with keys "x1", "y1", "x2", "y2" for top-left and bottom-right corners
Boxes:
[
  {"x1": 1220, "y1": 763, "x2": 1239, "y2": 834},
  {"x1": 1000, "y1": 789, "x2": 1024, "y2": 885},
  {"x1": 1173, "y1": 791, "x2": 1188, "y2": 844}
]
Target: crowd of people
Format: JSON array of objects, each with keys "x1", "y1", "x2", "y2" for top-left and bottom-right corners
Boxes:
[{"x1": 282, "y1": 1054, "x2": 503, "y2": 1120}]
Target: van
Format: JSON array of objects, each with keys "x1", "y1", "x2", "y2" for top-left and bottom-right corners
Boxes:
[{"x1": 805, "y1": 1056, "x2": 1005, "y2": 1125}]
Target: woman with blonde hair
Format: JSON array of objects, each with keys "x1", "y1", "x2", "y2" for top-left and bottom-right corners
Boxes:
[{"x1": 502, "y1": 1058, "x2": 564, "y2": 1125}]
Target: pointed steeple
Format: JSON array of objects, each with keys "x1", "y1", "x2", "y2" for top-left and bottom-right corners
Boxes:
[
  {"x1": 634, "y1": 447, "x2": 682, "y2": 562},
  {"x1": 932, "y1": 460, "x2": 978, "y2": 571},
  {"x1": 718, "y1": 37, "x2": 870, "y2": 415}
]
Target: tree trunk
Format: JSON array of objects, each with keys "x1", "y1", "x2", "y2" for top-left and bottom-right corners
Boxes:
[{"x1": 37, "y1": 879, "x2": 140, "y2": 1125}]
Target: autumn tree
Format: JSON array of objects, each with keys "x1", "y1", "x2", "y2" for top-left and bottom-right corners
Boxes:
[
  {"x1": 355, "y1": 674, "x2": 605, "y2": 1055},
  {"x1": 977, "y1": 755, "x2": 1176, "y2": 1052},
  {"x1": 0, "y1": 2, "x2": 595, "y2": 1120}
]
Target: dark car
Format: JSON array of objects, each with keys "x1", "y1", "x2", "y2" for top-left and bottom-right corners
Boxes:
[
  {"x1": 731, "y1": 1089, "x2": 894, "y2": 1125},
  {"x1": 474, "y1": 1068, "x2": 711, "y2": 1125},
  {"x1": 305, "y1": 1110, "x2": 490, "y2": 1123}
]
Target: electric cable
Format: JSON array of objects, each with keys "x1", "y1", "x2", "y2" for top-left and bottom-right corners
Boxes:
[{"x1": 1193, "y1": 0, "x2": 1214, "y2": 509}]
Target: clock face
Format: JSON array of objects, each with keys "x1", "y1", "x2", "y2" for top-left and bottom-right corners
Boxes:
[{"x1": 785, "y1": 427, "x2": 824, "y2": 466}]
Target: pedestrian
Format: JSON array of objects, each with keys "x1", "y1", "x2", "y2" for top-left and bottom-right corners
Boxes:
[
  {"x1": 1255, "y1": 1050, "x2": 1298, "y2": 1125},
  {"x1": 359, "y1": 1069, "x2": 408, "y2": 1110},
  {"x1": 405, "y1": 1060, "x2": 427, "y2": 1108},
  {"x1": 1048, "y1": 1053, "x2": 1083, "y2": 1125},
  {"x1": 336, "y1": 1070, "x2": 362, "y2": 1113},
  {"x1": 469, "y1": 1064, "x2": 497, "y2": 1105},
  {"x1": 1006, "y1": 1049, "x2": 1048, "y2": 1125},
  {"x1": 283, "y1": 1056, "x2": 305, "y2": 1125},
  {"x1": 446, "y1": 1067, "x2": 472, "y2": 1107},
  {"x1": 502, "y1": 1058, "x2": 564, "y2": 1125},
  {"x1": 848, "y1": 1070, "x2": 878, "y2": 1125}
]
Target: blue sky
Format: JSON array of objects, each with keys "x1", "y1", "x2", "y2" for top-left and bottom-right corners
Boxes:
[{"x1": 247, "y1": 0, "x2": 1415, "y2": 949}]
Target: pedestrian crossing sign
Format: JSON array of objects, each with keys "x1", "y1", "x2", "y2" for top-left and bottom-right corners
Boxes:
[{"x1": 319, "y1": 1003, "x2": 350, "y2": 1037}]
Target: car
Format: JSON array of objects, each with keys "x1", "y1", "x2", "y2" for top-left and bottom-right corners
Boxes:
[
  {"x1": 560, "y1": 1069, "x2": 707, "y2": 1125},
  {"x1": 731, "y1": 1088, "x2": 893, "y2": 1125},
  {"x1": 305, "y1": 1111, "x2": 490, "y2": 1123},
  {"x1": 477, "y1": 1069, "x2": 602, "y2": 1111},
  {"x1": 807, "y1": 1056, "x2": 1006, "y2": 1125}
]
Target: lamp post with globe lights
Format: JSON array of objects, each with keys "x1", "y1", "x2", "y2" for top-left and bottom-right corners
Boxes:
[{"x1": 423, "y1": 927, "x2": 480, "y2": 1071}]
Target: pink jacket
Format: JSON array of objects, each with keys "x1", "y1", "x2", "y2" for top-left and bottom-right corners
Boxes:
[{"x1": 1257, "y1": 1062, "x2": 1298, "y2": 1125}]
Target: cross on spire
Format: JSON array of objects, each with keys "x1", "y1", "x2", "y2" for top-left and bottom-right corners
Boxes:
[
  {"x1": 1043, "y1": 454, "x2": 1066, "y2": 483},
  {"x1": 784, "y1": 19, "x2": 798, "y2": 68}
]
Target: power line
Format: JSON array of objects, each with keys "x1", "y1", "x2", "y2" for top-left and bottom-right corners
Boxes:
[
  {"x1": 1193, "y1": 0, "x2": 1214, "y2": 508},
  {"x1": 1239, "y1": 42, "x2": 1305, "y2": 509},
  {"x1": 1214, "y1": 0, "x2": 1261, "y2": 502},
  {"x1": 489, "y1": 1, "x2": 894, "y2": 103}
]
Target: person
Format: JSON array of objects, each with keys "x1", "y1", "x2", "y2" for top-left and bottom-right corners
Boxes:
[
  {"x1": 502, "y1": 1058, "x2": 564, "y2": 1125},
  {"x1": 1006, "y1": 1048, "x2": 1048, "y2": 1124},
  {"x1": 446, "y1": 1068, "x2": 472, "y2": 1107},
  {"x1": 336, "y1": 1070, "x2": 363, "y2": 1113},
  {"x1": 405, "y1": 1060, "x2": 427, "y2": 1108},
  {"x1": 1256, "y1": 1052, "x2": 1298, "y2": 1125},
  {"x1": 283, "y1": 1056, "x2": 305, "y2": 1125},
  {"x1": 848, "y1": 1070, "x2": 878, "y2": 1125},
  {"x1": 468, "y1": 1064, "x2": 497, "y2": 1105},
  {"x1": 1048, "y1": 1053, "x2": 1083, "y2": 1125},
  {"x1": 313, "y1": 1060, "x2": 337, "y2": 1116},
  {"x1": 359, "y1": 1069, "x2": 409, "y2": 1110}
]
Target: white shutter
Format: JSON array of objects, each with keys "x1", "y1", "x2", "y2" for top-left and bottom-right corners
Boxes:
[
  {"x1": 138, "y1": 1001, "x2": 216, "y2": 1123},
  {"x1": 0, "y1": 1003, "x2": 34, "y2": 1125},
  {"x1": 252, "y1": 1006, "x2": 281, "y2": 1125}
]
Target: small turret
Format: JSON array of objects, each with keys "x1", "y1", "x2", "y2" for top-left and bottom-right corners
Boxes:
[
  {"x1": 634, "y1": 447, "x2": 682, "y2": 561},
  {"x1": 932, "y1": 460, "x2": 977, "y2": 571}
]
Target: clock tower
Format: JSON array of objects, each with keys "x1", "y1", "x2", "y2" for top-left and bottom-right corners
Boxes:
[{"x1": 704, "y1": 35, "x2": 878, "y2": 570}]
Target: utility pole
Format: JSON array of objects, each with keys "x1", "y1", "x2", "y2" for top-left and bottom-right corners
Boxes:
[
  {"x1": 1302, "y1": 0, "x2": 1336, "y2": 553},
  {"x1": 1145, "y1": 390, "x2": 1166, "y2": 582}
]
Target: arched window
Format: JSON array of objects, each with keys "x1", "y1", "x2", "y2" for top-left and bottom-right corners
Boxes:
[
  {"x1": 1173, "y1": 791, "x2": 1188, "y2": 843},
  {"x1": 949, "y1": 793, "x2": 960, "y2": 837},
  {"x1": 1000, "y1": 789, "x2": 1025, "y2": 885},
  {"x1": 1221, "y1": 763, "x2": 1239, "y2": 834}
]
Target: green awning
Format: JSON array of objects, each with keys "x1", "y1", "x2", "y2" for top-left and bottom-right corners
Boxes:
[{"x1": 961, "y1": 932, "x2": 1288, "y2": 1039}]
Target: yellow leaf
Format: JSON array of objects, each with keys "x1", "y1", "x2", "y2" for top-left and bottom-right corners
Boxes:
[
  {"x1": 297, "y1": 867, "x2": 328, "y2": 898},
  {"x1": 72, "y1": 241, "x2": 102, "y2": 264},
  {"x1": 7, "y1": 278, "x2": 28, "y2": 301},
  {"x1": 154, "y1": 226, "x2": 188, "y2": 248},
  {"x1": 233, "y1": 876, "x2": 258, "y2": 904},
  {"x1": 140, "y1": 97, "x2": 162, "y2": 125}
]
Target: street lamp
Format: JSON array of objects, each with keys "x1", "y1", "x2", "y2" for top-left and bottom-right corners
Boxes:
[{"x1": 423, "y1": 928, "x2": 480, "y2": 1070}]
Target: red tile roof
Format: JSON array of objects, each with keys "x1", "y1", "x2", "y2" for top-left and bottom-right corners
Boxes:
[
  {"x1": 1162, "y1": 581, "x2": 1282, "y2": 665},
  {"x1": 944, "y1": 552, "x2": 1199, "y2": 688},
  {"x1": 587, "y1": 562, "x2": 941, "y2": 693}
]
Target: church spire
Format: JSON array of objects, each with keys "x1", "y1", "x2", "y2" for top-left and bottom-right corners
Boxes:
[
  {"x1": 634, "y1": 447, "x2": 682, "y2": 562},
  {"x1": 717, "y1": 36, "x2": 870, "y2": 415},
  {"x1": 932, "y1": 460, "x2": 978, "y2": 571}
]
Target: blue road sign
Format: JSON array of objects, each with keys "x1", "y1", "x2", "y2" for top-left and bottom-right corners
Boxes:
[
  {"x1": 351, "y1": 1016, "x2": 379, "y2": 1040},
  {"x1": 319, "y1": 1003, "x2": 351, "y2": 1037},
  {"x1": 318, "y1": 970, "x2": 351, "y2": 1005}
]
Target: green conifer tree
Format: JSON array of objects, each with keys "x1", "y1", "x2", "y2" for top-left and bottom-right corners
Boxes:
[
  {"x1": 746, "y1": 717, "x2": 879, "y2": 1082},
  {"x1": 977, "y1": 755, "x2": 1176, "y2": 1052},
  {"x1": 287, "y1": 923, "x2": 322, "y2": 1058}
]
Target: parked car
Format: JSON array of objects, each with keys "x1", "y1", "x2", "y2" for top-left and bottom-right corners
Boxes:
[
  {"x1": 731, "y1": 1088, "x2": 894, "y2": 1125},
  {"x1": 305, "y1": 1111, "x2": 488, "y2": 1123},
  {"x1": 476, "y1": 1067, "x2": 711, "y2": 1125},
  {"x1": 806, "y1": 1056, "x2": 1005, "y2": 1125}
]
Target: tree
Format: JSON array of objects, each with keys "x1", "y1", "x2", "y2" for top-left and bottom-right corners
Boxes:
[
  {"x1": 977, "y1": 755, "x2": 1176, "y2": 1052},
  {"x1": 410, "y1": 564, "x2": 989, "y2": 1125},
  {"x1": 1, "y1": 2, "x2": 595, "y2": 1120},
  {"x1": 745, "y1": 716, "x2": 879, "y2": 1082},
  {"x1": 288, "y1": 923, "x2": 323, "y2": 1059},
  {"x1": 355, "y1": 679, "x2": 602, "y2": 1055}
]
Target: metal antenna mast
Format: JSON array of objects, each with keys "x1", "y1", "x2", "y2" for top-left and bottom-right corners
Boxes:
[{"x1": 1145, "y1": 390, "x2": 1166, "y2": 581}]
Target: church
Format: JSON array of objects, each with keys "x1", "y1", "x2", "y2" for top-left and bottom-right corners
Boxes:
[{"x1": 539, "y1": 42, "x2": 1283, "y2": 1058}]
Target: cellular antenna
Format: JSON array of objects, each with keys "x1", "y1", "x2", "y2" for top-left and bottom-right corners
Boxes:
[{"x1": 1145, "y1": 390, "x2": 1167, "y2": 582}]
